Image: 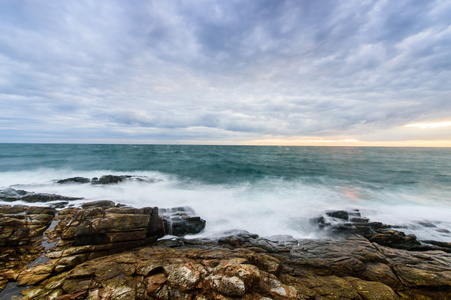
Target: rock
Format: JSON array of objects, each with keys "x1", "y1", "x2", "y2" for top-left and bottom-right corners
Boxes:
[
  {"x1": 346, "y1": 277, "x2": 399, "y2": 300},
  {"x1": 421, "y1": 240, "x2": 451, "y2": 252},
  {"x1": 17, "y1": 263, "x2": 54, "y2": 286},
  {"x1": 26, "y1": 206, "x2": 56, "y2": 216},
  {"x1": 0, "y1": 188, "x2": 82, "y2": 203},
  {"x1": 366, "y1": 230, "x2": 423, "y2": 251},
  {"x1": 0, "y1": 205, "x2": 26, "y2": 214},
  {"x1": 89, "y1": 174, "x2": 161, "y2": 185},
  {"x1": 19, "y1": 241, "x2": 426, "y2": 300},
  {"x1": 57, "y1": 177, "x2": 91, "y2": 184},
  {"x1": 165, "y1": 262, "x2": 204, "y2": 290},
  {"x1": 310, "y1": 209, "x2": 446, "y2": 252},
  {"x1": 159, "y1": 206, "x2": 206, "y2": 236},
  {"x1": 81, "y1": 200, "x2": 116, "y2": 210},
  {"x1": 326, "y1": 210, "x2": 349, "y2": 220},
  {"x1": 42, "y1": 202, "x2": 165, "y2": 278},
  {"x1": 2, "y1": 202, "x2": 451, "y2": 299},
  {"x1": 145, "y1": 273, "x2": 167, "y2": 294},
  {"x1": 212, "y1": 275, "x2": 246, "y2": 296},
  {"x1": 91, "y1": 175, "x2": 131, "y2": 184}
]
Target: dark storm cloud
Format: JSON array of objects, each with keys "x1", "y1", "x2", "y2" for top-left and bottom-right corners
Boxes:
[{"x1": 1, "y1": 0, "x2": 451, "y2": 143}]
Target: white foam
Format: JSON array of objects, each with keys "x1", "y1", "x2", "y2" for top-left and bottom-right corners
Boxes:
[{"x1": 1, "y1": 169, "x2": 450, "y2": 241}]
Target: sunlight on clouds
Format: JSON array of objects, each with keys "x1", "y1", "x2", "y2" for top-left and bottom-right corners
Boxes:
[{"x1": 405, "y1": 121, "x2": 451, "y2": 129}]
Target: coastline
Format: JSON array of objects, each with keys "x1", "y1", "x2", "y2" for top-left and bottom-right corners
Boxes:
[{"x1": 1, "y1": 195, "x2": 450, "y2": 299}]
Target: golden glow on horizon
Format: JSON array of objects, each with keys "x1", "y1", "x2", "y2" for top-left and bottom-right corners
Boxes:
[
  {"x1": 241, "y1": 138, "x2": 451, "y2": 147},
  {"x1": 405, "y1": 121, "x2": 451, "y2": 129}
]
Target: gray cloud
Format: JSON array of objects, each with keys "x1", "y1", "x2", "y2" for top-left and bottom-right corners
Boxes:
[{"x1": 1, "y1": 0, "x2": 451, "y2": 143}]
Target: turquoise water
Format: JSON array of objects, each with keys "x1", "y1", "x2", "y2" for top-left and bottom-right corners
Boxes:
[{"x1": 1, "y1": 144, "x2": 451, "y2": 240}]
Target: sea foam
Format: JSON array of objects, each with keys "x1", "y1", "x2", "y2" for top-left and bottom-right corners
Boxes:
[{"x1": 1, "y1": 168, "x2": 450, "y2": 242}]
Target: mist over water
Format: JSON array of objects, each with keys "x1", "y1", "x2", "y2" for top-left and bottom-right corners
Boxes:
[{"x1": 1, "y1": 144, "x2": 450, "y2": 241}]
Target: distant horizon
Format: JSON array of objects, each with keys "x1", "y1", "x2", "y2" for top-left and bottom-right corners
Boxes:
[{"x1": 2, "y1": 141, "x2": 451, "y2": 148}]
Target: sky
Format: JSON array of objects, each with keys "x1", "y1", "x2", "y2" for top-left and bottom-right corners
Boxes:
[{"x1": 1, "y1": 0, "x2": 451, "y2": 146}]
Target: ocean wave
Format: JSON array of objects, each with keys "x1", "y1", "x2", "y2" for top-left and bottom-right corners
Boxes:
[{"x1": 1, "y1": 168, "x2": 450, "y2": 241}]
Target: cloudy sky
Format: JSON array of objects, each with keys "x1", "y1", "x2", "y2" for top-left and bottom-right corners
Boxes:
[{"x1": 1, "y1": 0, "x2": 451, "y2": 146}]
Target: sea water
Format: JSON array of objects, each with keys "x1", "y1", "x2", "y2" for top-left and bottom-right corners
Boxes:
[{"x1": 1, "y1": 144, "x2": 450, "y2": 242}]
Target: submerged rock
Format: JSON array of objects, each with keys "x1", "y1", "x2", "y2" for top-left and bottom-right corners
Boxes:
[
  {"x1": 89, "y1": 174, "x2": 161, "y2": 185},
  {"x1": 0, "y1": 188, "x2": 82, "y2": 203}
]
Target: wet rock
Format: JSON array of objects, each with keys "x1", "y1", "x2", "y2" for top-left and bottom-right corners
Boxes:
[
  {"x1": 0, "y1": 188, "x2": 27, "y2": 199},
  {"x1": 0, "y1": 188, "x2": 82, "y2": 203},
  {"x1": 17, "y1": 263, "x2": 54, "y2": 286},
  {"x1": 378, "y1": 245, "x2": 451, "y2": 286},
  {"x1": 56, "y1": 177, "x2": 91, "y2": 184},
  {"x1": 218, "y1": 230, "x2": 282, "y2": 253},
  {"x1": 0, "y1": 205, "x2": 26, "y2": 214},
  {"x1": 421, "y1": 240, "x2": 451, "y2": 252},
  {"x1": 326, "y1": 210, "x2": 349, "y2": 220},
  {"x1": 26, "y1": 206, "x2": 56, "y2": 216},
  {"x1": 290, "y1": 235, "x2": 388, "y2": 277},
  {"x1": 310, "y1": 209, "x2": 447, "y2": 252},
  {"x1": 416, "y1": 220, "x2": 437, "y2": 228},
  {"x1": 81, "y1": 200, "x2": 116, "y2": 210},
  {"x1": 49, "y1": 201, "x2": 69, "y2": 209},
  {"x1": 159, "y1": 206, "x2": 206, "y2": 236},
  {"x1": 366, "y1": 230, "x2": 423, "y2": 251},
  {"x1": 91, "y1": 175, "x2": 131, "y2": 184}
]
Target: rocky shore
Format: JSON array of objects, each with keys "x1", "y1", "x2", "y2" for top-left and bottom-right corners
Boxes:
[{"x1": 1, "y1": 181, "x2": 451, "y2": 299}]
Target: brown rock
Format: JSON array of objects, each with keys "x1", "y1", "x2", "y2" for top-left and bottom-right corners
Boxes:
[
  {"x1": 212, "y1": 275, "x2": 246, "y2": 297},
  {"x1": 346, "y1": 277, "x2": 399, "y2": 300},
  {"x1": 145, "y1": 273, "x2": 167, "y2": 294},
  {"x1": 17, "y1": 263, "x2": 55, "y2": 286},
  {"x1": 165, "y1": 262, "x2": 205, "y2": 290},
  {"x1": 97, "y1": 277, "x2": 136, "y2": 300}
]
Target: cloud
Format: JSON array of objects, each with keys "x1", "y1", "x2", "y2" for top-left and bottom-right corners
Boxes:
[{"x1": 1, "y1": 0, "x2": 451, "y2": 144}]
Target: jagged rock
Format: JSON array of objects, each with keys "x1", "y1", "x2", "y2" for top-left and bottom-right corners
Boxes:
[
  {"x1": 310, "y1": 209, "x2": 451, "y2": 252},
  {"x1": 42, "y1": 201, "x2": 165, "y2": 277},
  {"x1": 2, "y1": 202, "x2": 451, "y2": 299},
  {"x1": 17, "y1": 263, "x2": 54, "y2": 286},
  {"x1": 0, "y1": 206, "x2": 58, "y2": 294},
  {"x1": 15, "y1": 234, "x2": 451, "y2": 300}
]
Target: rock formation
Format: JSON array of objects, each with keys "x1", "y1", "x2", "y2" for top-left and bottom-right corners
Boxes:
[{"x1": 0, "y1": 204, "x2": 450, "y2": 299}]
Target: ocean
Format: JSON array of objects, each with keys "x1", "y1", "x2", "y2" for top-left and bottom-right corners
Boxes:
[{"x1": 1, "y1": 144, "x2": 450, "y2": 242}]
